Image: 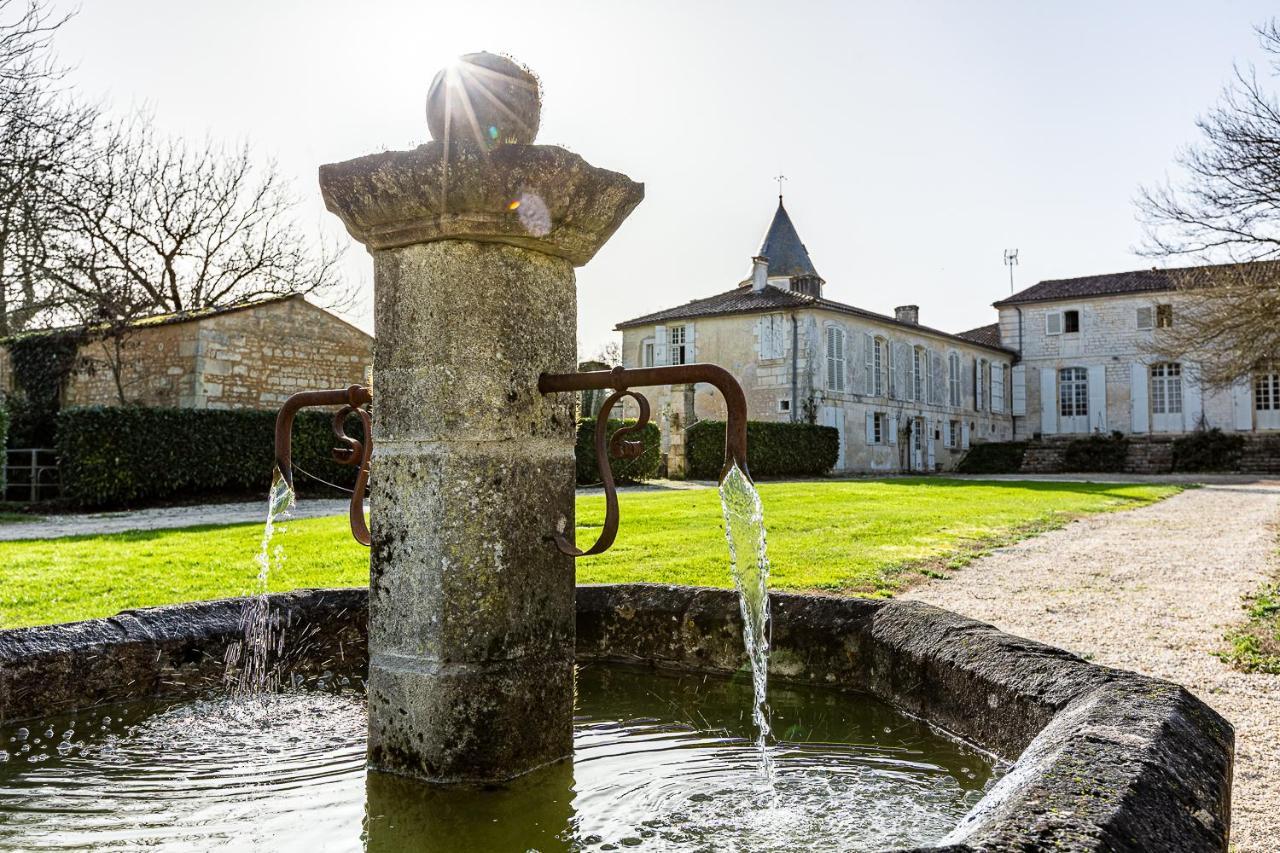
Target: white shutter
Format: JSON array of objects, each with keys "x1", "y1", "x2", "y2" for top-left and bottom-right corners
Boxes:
[
  {"x1": 654, "y1": 325, "x2": 668, "y2": 366},
  {"x1": 1182, "y1": 362, "x2": 1201, "y2": 431},
  {"x1": 1136, "y1": 307, "x2": 1153, "y2": 331},
  {"x1": 1130, "y1": 363, "x2": 1149, "y2": 433},
  {"x1": 961, "y1": 420, "x2": 971, "y2": 449},
  {"x1": 1233, "y1": 378, "x2": 1254, "y2": 431},
  {"x1": 991, "y1": 363, "x2": 1005, "y2": 413},
  {"x1": 1046, "y1": 312, "x2": 1063, "y2": 335},
  {"x1": 685, "y1": 324, "x2": 696, "y2": 363},
  {"x1": 895, "y1": 342, "x2": 910, "y2": 400},
  {"x1": 930, "y1": 350, "x2": 944, "y2": 405},
  {"x1": 887, "y1": 415, "x2": 899, "y2": 445},
  {"x1": 886, "y1": 341, "x2": 896, "y2": 398},
  {"x1": 1039, "y1": 367, "x2": 1058, "y2": 435},
  {"x1": 757, "y1": 318, "x2": 766, "y2": 359},
  {"x1": 865, "y1": 411, "x2": 876, "y2": 444},
  {"x1": 863, "y1": 333, "x2": 875, "y2": 395},
  {"x1": 926, "y1": 419, "x2": 936, "y2": 469},
  {"x1": 1087, "y1": 364, "x2": 1107, "y2": 432},
  {"x1": 1011, "y1": 364, "x2": 1026, "y2": 415},
  {"x1": 975, "y1": 360, "x2": 984, "y2": 410}
]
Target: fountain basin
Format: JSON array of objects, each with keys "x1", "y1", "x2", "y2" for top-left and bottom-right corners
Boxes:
[{"x1": 0, "y1": 585, "x2": 1232, "y2": 851}]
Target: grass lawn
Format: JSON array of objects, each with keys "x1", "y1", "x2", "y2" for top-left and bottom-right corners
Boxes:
[{"x1": 0, "y1": 478, "x2": 1178, "y2": 629}]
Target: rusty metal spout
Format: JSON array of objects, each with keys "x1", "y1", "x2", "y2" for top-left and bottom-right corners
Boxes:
[
  {"x1": 273, "y1": 384, "x2": 373, "y2": 545},
  {"x1": 538, "y1": 363, "x2": 750, "y2": 557}
]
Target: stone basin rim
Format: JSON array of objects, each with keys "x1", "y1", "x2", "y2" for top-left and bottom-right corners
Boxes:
[{"x1": 0, "y1": 583, "x2": 1233, "y2": 852}]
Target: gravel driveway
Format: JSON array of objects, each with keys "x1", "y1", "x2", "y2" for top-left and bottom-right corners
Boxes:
[{"x1": 903, "y1": 480, "x2": 1280, "y2": 852}]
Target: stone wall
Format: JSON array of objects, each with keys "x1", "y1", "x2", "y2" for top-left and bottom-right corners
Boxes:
[{"x1": 57, "y1": 296, "x2": 373, "y2": 411}]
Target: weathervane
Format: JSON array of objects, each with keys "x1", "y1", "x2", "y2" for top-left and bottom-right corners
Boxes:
[{"x1": 774, "y1": 174, "x2": 787, "y2": 201}]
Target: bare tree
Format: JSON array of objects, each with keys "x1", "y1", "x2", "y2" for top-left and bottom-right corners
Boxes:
[
  {"x1": 42, "y1": 117, "x2": 349, "y2": 402},
  {"x1": 0, "y1": 1, "x2": 94, "y2": 336},
  {"x1": 1138, "y1": 20, "x2": 1280, "y2": 383}
]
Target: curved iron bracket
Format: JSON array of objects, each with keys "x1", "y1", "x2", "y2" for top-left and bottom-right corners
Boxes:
[
  {"x1": 274, "y1": 384, "x2": 373, "y2": 546},
  {"x1": 538, "y1": 363, "x2": 751, "y2": 558}
]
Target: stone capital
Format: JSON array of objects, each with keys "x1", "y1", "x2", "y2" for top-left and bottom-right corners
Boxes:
[{"x1": 319, "y1": 142, "x2": 643, "y2": 266}]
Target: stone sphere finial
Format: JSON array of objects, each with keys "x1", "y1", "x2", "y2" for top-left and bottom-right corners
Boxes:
[{"x1": 426, "y1": 52, "x2": 541, "y2": 147}]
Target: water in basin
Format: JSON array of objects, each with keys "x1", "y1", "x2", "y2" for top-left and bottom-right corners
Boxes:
[{"x1": 0, "y1": 664, "x2": 1000, "y2": 851}]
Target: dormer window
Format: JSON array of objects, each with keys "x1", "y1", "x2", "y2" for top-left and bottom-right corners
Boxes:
[
  {"x1": 1046, "y1": 309, "x2": 1081, "y2": 335},
  {"x1": 1156, "y1": 304, "x2": 1173, "y2": 328}
]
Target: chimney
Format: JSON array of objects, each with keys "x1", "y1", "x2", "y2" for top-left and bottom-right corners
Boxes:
[
  {"x1": 751, "y1": 256, "x2": 769, "y2": 292},
  {"x1": 895, "y1": 305, "x2": 919, "y2": 325}
]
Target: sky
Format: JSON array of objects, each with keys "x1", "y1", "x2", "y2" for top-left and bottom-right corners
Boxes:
[{"x1": 44, "y1": 0, "x2": 1279, "y2": 358}]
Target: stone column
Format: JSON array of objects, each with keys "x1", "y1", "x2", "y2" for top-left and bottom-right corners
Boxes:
[{"x1": 319, "y1": 53, "x2": 642, "y2": 783}]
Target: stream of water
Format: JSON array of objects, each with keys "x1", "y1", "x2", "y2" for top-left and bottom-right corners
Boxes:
[
  {"x1": 718, "y1": 462, "x2": 775, "y2": 780},
  {"x1": 223, "y1": 467, "x2": 295, "y2": 696}
]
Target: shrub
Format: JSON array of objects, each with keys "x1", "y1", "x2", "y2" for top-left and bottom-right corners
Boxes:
[
  {"x1": 956, "y1": 441, "x2": 1027, "y2": 474},
  {"x1": 686, "y1": 419, "x2": 838, "y2": 480},
  {"x1": 1172, "y1": 427, "x2": 1245, "y2": 472},
  {"x1": 575, "y1": 418, "x2": 661, "y2": 485},
  {"x1": 1062, "y1": 431, "x2": 1129, "y2": 472},
  {"x1": 57, "y1": 406, "x2": 365, "y2": 508}
]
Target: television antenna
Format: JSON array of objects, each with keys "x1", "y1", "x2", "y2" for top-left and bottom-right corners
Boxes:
[
  {"x1": 774, "y1": 174, "x2": 787, "y2": 201},
  {"x1": 1003, "y1": 248, "x2": 1019, "y2": 293}
]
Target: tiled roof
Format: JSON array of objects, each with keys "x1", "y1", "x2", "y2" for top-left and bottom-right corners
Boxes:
[
  {"x1": 617, "y1": 285, "x2": 1014, "y2": 353},
  {"x1": 758, "y1": 200, "x2": 821, "y2": 279},
  {"x1": 956, "y1": 322, "x2": 1001, "y2": 348},
  {"x1": 993, "y1": 261, "x2": 1280, "y2": 307}
]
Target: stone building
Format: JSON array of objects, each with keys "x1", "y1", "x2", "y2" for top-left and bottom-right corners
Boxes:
[
  {"x1": 616, "y1": 199, "x2": 1016, "y2": 474},
  {"x1": 994, "y1": 267, "x2": 1280, "y2": 439},
  {"x1": 2, "y1": 294, "x2": 373, "y2": 411}
]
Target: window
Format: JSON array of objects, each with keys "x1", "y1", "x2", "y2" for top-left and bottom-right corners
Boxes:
[
  {"x1": 1257, "y1": 368, "x2": 1280, "y2": 412},
  {"x1": 948, "y1": 352, "x2": 961, "y2": 407},
  {"x1": 872, "y1": 412, "x2": 885, "y2": 444},
  {"x1": 1059, "y1": 367, "x2": 1089, "y2": 418},
  {"x1": 669, "y1": 325, "x2": 688, "y2": 365},
  {"x1": 760, "y1": 314, "x2": 785, "y2": 360},
  {"x1": 912, "y1": 346, "x2": 925, "y2": 402},
  {"x1": 1136, "y1": 306, "x2": 1154, "y2": 330},
  {"x1": 826, "y1": 326, "x2": 846, "y2": 391},
  {"x1": 777, "y1": 399, "x2": 791, "y2": 414},
  {"x1": 1046, "y1": 312, "x2": 1063, "y2": 335},
  {"x1": 641, "y1": 339, "x2": 655, "y2": 367},
  {"x1": 1156, "y1": 304, "x2": 1173, "y2": 329},
  {"x1": 1063, "y1": 310, "x2": 1080, "y2": 333},
  {"x1": 947, "y1": 419, "x2": 960, "y2": 448},
  {"x1": 1151, "y1": 362, "x2": 1183, "y2": 415},
  {"x1": 976, "y1": 358, "x2": 987, "y2": 411},
  {"x1": 872, "y1": 337, "x2": 885, "y2": 397}
]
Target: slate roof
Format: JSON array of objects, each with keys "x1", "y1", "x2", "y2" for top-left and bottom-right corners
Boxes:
[
  {"x1": 616, "y1": 285, "x2": 1014, "y2": 353},
  {"x1": 993, "y1": 261, "x2": 1280, "y2": 307},
  {"x1": 758, "y1": 200, "x2": 822, "y2": 279},
  {"x1": 956, "y1": 322, "x2": 1002, "y2": 348}
]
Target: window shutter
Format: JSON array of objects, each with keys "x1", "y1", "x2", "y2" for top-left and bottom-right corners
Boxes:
[
  {"x1": 654, "y1": 325, "x2": 668, "y2": 366},
  {"x1": 1233, "y1": 377, "x2": 1254, "y2": 430},
  {"x1": 895, "y1": 342, "x2": 910, "y2": 400},
  {"x1": 961, "y1": 421, "x2": 970, "y2": 449},
  {"x1": 1136, "y1": 307, "x2": 1153, "y2": 330},
  {"x1": 864, "y1": 333, "x2": 875, "y2": 395},
  {"x1": 1011, "y1": 364, "x2": 1026, "y2": 415},
  {"x1": 974, "y1": 360, "x2": 983, "y2": 410},
  {"x1": 865, "y1": 411, "x2": 876, "y2": 444},
  {"x1": 1130, "y1": 363, "x2": 1149, "y2": 432},
  {"x1": 1087, "y1": 364, "x2": 1107, "y2": 431},
  {"x1": 887, "y1": 415, "x2": 898, "y2": 445},
  {"x1": 1046, "y1": 312, "x2": 1063, "y2": 335},
  {"x1": 1039, "y1": 367, "x2": 1058, "y2": 434},
  {"x1": 926, "y1": 419, "x2": 936, "y2": 469},
  {"x1": 930, "y1": 350, "x2": 944, "y2": 405},
  {"x1": 1182, "y1": 362, "x2": 1201, "y2": 431},
  {"x1": 991, "y1": 363, "x2": 1005, "y2": 413},
  {"x1": 685, "y1": 324, "x2": 696, "y2": 362}
]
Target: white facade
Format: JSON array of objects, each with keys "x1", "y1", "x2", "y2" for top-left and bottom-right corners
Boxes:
[
  {"x1": 620, "y1": 302, "x2": 1013, "y2": 473},
  {"x1": 997, "y1": 291, "x2": 1279, "y2": 439}
]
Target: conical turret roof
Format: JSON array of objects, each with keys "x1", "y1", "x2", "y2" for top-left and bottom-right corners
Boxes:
[{"x1": 758, "y1": 199, "x2": 821, "y2": 280}]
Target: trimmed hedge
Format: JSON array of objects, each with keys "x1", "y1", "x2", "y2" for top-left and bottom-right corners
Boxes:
[
  {"x1": 956, "y1": 441, "x2": 1027, "y2": 474},
  {"x1": 1062, "y1": 432, "x2": 1129, "y2": 473},
  {"x1": 57, "y1": 406, "x2": 365, "y2": 508},
  {"x1": 1172, "y1": 428, "x2": 1245, "y2": 472},
  {"x1": 686, "y1": 419, "x2": 838, "y2": 480},
  {"x1": 575, "y1": 418, "x2": 661, "y2": 485}
]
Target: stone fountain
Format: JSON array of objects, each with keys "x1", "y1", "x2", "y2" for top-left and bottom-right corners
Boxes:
[{"x1": 0, "y1": 53, "x2": 1238, "y2": 851}]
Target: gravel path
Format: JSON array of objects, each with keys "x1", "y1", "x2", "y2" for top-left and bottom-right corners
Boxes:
[{"x1": 903, "y1": 481, "x2": 1280, "y2": 852}]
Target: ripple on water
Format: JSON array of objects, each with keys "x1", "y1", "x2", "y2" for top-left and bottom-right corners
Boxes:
[{"x1": 0, "y1": 666, "x2": 1001, "y2": 851}]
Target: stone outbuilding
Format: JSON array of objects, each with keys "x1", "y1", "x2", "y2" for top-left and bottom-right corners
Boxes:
[{"x1": 1, "y1": 294, "x2": 373, "y2": 411}]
